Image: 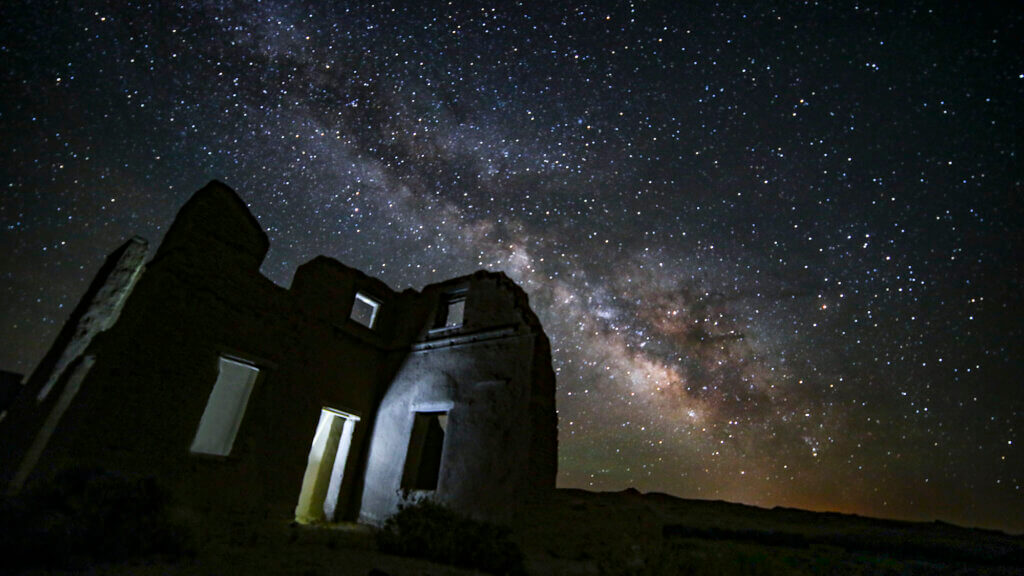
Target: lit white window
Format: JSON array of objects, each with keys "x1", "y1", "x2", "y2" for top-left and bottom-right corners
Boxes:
[
  {"x1": 190, "y1": 357, "x2": 259, "y2": 456},
  {"x1": 350, "y1": 292, "x2": 380, "y2": 329}
]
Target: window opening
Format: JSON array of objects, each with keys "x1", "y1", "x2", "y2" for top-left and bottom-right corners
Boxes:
[
  {"x1": 350, "y1": 292, "x2": 380, "y2": 329},
  {"x1": 401, "y1": 412, "x2": 448, "y2": 491},
  {"x1": 295, "y1": 408, "x2": 360, "y2": 523},
  {"x1": 190, "y1": 357, "x2": 259, "y2": 456},
  {"x1": 433, "y1": 292, "x2": 466, "y2": 330}
]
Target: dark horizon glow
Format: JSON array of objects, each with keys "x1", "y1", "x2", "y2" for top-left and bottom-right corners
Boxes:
[{"x1": 1, "y1": 2, "x2": 1021, "y2": 533}]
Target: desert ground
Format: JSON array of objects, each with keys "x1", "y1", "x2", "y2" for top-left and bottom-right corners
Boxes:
[{"x1": 7, "y1": 486, "x2": 1023, "y2": 575}]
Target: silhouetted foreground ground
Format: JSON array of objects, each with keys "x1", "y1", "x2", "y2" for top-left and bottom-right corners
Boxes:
[
  {"x1": 517, "y1": 489, "x2": 1024, "y2": 575},
  {"x1": 4, "y1": 483, "x2": 1022, "y2": 575}
]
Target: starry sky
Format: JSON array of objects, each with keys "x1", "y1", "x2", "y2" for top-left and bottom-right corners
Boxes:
[{"x1": 2, "y1": 2, "x2": 1021, "y2": 532}]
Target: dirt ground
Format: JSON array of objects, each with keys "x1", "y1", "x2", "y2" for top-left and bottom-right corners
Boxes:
[{"x1": 12, "y1": 489, "x2": 1024, "y2": 575}]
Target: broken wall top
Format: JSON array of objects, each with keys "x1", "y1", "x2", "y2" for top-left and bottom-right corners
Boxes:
[
  {"x1": 414, "y1": 271, "x2": 546, "y2": 342},
  {"x1": 154, "y1": 180, "x2": 270, "y2": 270},
  {"x1": 147, "y1": 181, "x2": 550, "y2": 347}
]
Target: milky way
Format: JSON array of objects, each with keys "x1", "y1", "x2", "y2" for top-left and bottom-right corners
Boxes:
[{"x1": 1, "y1": 2, "x2": 1021, "y2": 532}]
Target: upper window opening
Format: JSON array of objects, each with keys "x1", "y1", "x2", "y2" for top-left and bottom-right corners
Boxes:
[
  {"x1": 190, "y1": 357, "x2": 259, "y2": 456},
  {"x1": 350, "y1": 292, "x2": 380, "y2": 329},
  {"x1": 433, "y1": 292, "x2": 466, "y2": 330}
]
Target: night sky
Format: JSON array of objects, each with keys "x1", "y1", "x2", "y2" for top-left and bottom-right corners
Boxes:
[{"x1": 2, "y1": 2, "x2": 1021, "y2": 533}]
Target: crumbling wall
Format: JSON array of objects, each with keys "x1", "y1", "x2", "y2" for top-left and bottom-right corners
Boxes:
[
  {"x1": 5, "y1": 180, "x2": 558, "y2": 527},
  {"x1": 0, "y1": 237, "x2": 148, "y2": 492},
  {"x1": 359, "y1": 273, "x2": 558, "y2": 525},
  {"x1": 36, "y1": 237, "x2": 149, "y2": 403},
  {"x1": 5, "y1": 182, "x2": 399, "y2": 524},
  {"x1": 359, "y1": 335, "x2": 537, "y2": 524}
]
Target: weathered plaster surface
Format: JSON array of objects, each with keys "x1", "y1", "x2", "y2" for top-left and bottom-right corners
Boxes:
[{"x1": 359, "y1": 332, "x2": 540, "y2": 524}]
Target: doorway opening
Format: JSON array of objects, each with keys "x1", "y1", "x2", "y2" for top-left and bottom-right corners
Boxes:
[
  {"x1": 401, "y1": 412, "x2": 448, "y2": 491},
  {"x1": 295, "y1": 408, "x2": 360, "y2": 524}
]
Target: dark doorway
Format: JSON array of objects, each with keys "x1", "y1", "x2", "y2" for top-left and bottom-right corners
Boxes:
[{"x1": 402, "y1": 412, "x2": 447, "y2": 491}]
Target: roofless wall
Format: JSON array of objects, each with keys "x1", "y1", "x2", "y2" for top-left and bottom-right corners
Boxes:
[{"x1": 1, "y1": 181, "x2": 557, "y2": 526}]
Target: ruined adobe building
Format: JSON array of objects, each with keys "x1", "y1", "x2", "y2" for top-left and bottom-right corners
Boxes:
[{"x1": 0, "y1": 181, "x2": 557, "y2": 525}]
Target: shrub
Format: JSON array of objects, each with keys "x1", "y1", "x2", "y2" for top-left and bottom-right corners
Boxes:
[
  {"x1": 376, "y1": 499, "x2": 526, "y2": 575},
  {"x1": 0, "y1": 468, "x2": 191, "y2": 570}
]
